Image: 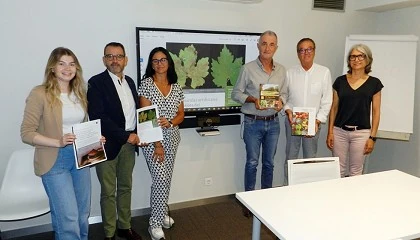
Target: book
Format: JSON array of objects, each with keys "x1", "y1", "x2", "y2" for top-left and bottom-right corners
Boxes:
[
  {"x1": 72, "y1": 119, "x2": 107, "y2": 169},
  {"x1": 259, "y1": 83, "x2": 280, "y2": 108},
  {"x1": 291, "y1": 107, "x2": 316, "y2": 136},
  {"x1": 137, "y1": 105, "x2": 164, "y2": 144}
]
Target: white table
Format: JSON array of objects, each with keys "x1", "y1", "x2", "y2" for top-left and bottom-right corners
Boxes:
[{"x1": 236, "y1": 170, "x2": 420, "y2": 240}]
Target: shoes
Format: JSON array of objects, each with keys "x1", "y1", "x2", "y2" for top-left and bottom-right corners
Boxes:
[
  {"x1": 162, "y1": 215, "x2": 174, "y2": 229},
  {"x1": 242, "y1": 207, "x2": 252, "y2": 218},
  {"x1": 104, "y1": 237, "x2": 115, "y2": 240},
  {"x1": 148, "y1": 226, "x2": 165, "y2": 240},
  {"x1": 117, "y1": 228, "x2": 142, "y2": 240}
]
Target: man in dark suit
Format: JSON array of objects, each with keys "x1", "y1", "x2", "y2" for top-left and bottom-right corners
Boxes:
[{"x1": 88, "y1": 42, "x2": 142, "y2": 240}]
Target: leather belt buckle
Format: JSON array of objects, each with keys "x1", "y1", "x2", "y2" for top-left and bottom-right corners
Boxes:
[
  {"x1": 342, "y1": 126, "x2": 358, "y2": 131},
  {"x1": 245, "y1": 113, "x2": 278, "y2": 121}
]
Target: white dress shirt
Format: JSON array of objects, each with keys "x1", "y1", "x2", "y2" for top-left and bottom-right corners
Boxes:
[
  {"x1": 283, "y1": 63, "x2": 332, "y2": 123},
  {"x1": 108, "y1": 70, "x2": 136, "y2": 131}
]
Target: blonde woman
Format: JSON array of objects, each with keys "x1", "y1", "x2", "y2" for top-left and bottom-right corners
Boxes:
[{"x1": 21, "y1": 47, "x2": 103, "y2": 240}]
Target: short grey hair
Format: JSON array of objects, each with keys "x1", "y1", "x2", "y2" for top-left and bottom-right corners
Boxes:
[{"x1": 258, "y1": 30, "x2": 278, "y2": 44}]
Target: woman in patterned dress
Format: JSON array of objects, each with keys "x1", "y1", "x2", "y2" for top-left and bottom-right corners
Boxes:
[{"x1": 138, "y1": 47, "x2": 184, "y2": 240}]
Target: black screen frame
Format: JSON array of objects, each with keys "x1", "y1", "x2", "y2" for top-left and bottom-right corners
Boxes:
[{"x1": 135, "y1": 27, "x2": 261, "y2": 117}]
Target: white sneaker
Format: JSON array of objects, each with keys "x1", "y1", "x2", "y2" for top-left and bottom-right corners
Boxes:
[
  {"x1": 163, "y1": 215, "x2": 174, "y2": 229},
  {"x1": 149, "y1": 226, "x2": 165, "y2": 240}
]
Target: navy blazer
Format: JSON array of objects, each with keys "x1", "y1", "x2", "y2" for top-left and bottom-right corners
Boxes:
[{"x1": 87, "y1": 70, "x2": 139, "y2": 160}]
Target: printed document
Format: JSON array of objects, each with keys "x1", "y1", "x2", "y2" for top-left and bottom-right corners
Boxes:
[
  {"x1": 72, "y1": 119, "x2": 107, "y2": 169},
  {"x1": 137, "y1": 105, "x2": 164, "y2": 144}
]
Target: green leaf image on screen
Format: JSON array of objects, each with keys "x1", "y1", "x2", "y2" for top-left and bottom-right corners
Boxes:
[
  {"x1": 167, "y1": 42, "x2": 246, "y2": 91},
  {"x1": 169, "y1": 45, "x2": 209, "y2": 89},
  {"x1": 211, "y1": 45, "x2": 243, "y2": 88}
]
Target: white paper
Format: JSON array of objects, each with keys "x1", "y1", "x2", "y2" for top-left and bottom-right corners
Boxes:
[
  {"x1": 292, "y1": 107, "x2": 316, "y2": 136},
  {"x1": 288, "y1": 157, "x2": 340, "y2": 185},
  {"x1": 72, "y1": 119, "x2": 107, "y2": 169},
  {"x1": 137, "y1": 105, "x2": 164, "y2": 144}
]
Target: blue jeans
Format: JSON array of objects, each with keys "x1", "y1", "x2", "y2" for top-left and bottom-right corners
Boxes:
[
  {"x1": 41, "y1": 145, "x2": 91, "y2": 240},
  {"x1": 284, "y1": 118, "x2": 320, "y2": 184},
  {"x1": 243, "y1": 115, "x2": 280, "y2": 191}
]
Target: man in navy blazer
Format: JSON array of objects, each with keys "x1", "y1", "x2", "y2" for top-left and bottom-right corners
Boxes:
[{"x1": 88, "y1": 42, "x2": 142, "y2": 240}]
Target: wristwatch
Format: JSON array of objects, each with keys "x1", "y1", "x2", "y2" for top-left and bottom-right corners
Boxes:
[
  {"x1": 369, "y1": 136, "x2": 377, "y2": 142},
  {"x1": 169, "y1": 121, "x2": 173, "y2": 128}
]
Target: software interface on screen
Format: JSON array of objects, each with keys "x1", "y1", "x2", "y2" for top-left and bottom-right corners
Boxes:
[{"x1": 137, "y1": 29, "x2": 260, "y2": 113}]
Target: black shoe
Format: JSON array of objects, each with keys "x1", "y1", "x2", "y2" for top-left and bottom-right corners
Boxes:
[
  {"x1": 104, "y1": 236, "x2": 115, "y2": 240},
  {"x1": 117, "y1": 228, "x2": 142, "y2": 240}
]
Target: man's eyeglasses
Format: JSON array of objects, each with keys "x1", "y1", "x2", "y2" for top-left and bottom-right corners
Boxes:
[
  {"x1": 104, "y1": 54, "x2": 125, "y2": 61},
  {"x1": 151, "y1": 58, "x2": 168, "y2": 65},
  {"x1": 298, "y1": 48, "x2": 314, "y2": 54},
  {"x1": 349, "y1": 54, "x2": 366, "y2": 61}
]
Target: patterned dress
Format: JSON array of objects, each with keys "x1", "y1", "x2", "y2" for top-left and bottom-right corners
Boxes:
[{"x1": 138, "y1": 77, "x2": 184, "y2": 228}]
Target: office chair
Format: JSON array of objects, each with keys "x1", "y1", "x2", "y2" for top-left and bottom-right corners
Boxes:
[
  {"x1": 288, "y1": 157, "x2": 340, "y2": 185},
  {"x1": 0, "y1": 149, "x2": 50, "y2": 239}
]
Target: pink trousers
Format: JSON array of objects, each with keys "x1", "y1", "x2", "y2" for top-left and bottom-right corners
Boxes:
[{"x1": 332, "y1": 126, "x2": 370, "y2": 177}]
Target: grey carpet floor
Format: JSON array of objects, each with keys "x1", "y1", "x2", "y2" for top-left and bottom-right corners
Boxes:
[{"x1": 8, "y1": 197, "x2": 277, "y2": 240}]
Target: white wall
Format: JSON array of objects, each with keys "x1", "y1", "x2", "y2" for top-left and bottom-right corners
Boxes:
[
  {"x1": 0, "y1": 0, "x2": 377, "y2": 232},
  {"x1": 351, "y1": 0, "x2": 420, "y2": 11},
  {"x1": 366, "y1": 6, "x2": 420, "y2": 176}
]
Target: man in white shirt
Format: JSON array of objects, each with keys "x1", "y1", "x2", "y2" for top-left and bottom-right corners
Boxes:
[{"x1": 283, "y1": 38, "x2": 332, "y2": 184}]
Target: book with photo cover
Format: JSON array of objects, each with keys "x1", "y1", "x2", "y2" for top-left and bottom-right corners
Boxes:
[
  {"x1": 260, "y1": 83, "x2": 280, "y2": 108},
  {"x1": 72, "y1": 119, "x2": 107, "y2": 169},
  {"x1": 137, "y1": 105, "x2": 164, "y2": 144},
  {"x1": 291, "y1": 107, "x2": 316, "y2": 136}
]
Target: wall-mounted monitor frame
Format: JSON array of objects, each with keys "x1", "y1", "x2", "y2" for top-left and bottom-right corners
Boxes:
[{"x1": 136, "y1": 27, "x2": 261, "y2": 128}]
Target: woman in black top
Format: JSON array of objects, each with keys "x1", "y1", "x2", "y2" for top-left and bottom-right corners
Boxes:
[{"x1": 327, "y1": 44, "x2": 383, "y2": 177}]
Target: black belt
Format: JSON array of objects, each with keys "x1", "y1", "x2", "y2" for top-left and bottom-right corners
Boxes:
[
  {"x1": 341, "y1": 126, "x2": 368, "y2": 131},
  {"x1": 245, "y1": 113, "x2": 278, "y2": 121}
]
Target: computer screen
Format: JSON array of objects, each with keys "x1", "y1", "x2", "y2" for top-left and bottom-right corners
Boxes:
[{"x1": 136, "y1": 27, "x2": 261, "y2": 116}]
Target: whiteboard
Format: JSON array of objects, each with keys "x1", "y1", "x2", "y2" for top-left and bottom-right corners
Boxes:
[{"x1": 344, "y1": 35, "x2": 418, "y2": 141}]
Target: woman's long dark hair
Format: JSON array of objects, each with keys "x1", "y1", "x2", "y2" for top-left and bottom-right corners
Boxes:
[{"x1": 142, "y1": 47, "x2": 178, "y2": 84}]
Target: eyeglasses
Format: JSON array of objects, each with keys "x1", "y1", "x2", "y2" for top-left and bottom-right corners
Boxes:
[
  {"x1": 349, "y1": 54, "x2": 365, "y2": 61},
  {"x1": 104, "y1": 54, "x2": 125, "y2": 61},
  {"x1": 298, "y1": 48, "x2": 314, "y2": 54},
  {"x1": 151, "y1": 58, "x2": 168, "y2": 65}
]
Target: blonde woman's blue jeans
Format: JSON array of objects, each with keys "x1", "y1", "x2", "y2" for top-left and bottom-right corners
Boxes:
[{"x1": 41, "y1": 145, "x2": 91, "y2": 240}]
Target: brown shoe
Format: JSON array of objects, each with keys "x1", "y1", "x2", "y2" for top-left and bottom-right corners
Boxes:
[
  {"x1": 242, "y1": 207, "x2": 252, "y2": 218},
  {"x1": 117, "y1": 228, "x2": 142, "y2": 240}
]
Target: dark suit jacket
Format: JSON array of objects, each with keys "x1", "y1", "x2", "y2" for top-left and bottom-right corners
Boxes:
[{"x1": 87, "y1": 70, "x2": 139, "y2": 160}]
